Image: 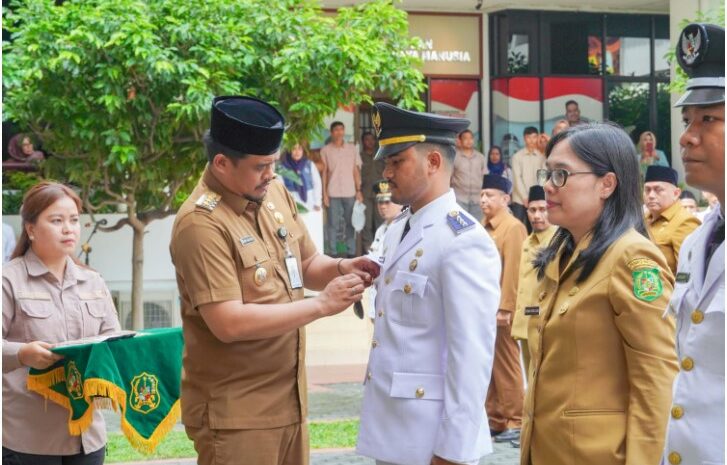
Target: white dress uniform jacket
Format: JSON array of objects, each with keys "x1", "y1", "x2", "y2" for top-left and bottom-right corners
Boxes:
[
  {"x1": 366, "y1": 221, "x2": 391, "y2": 319},
  {"x1": 356, "y1": 190, "x2": 500, "y2": 465},
  {"x1": 663, "y1": 205, "x2": 724, "y2": 465}
]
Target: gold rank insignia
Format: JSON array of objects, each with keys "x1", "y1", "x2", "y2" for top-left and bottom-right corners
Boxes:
[
  {"x1": 195, "y1": 191, "x2": 221, "y2": 212},
  {"x1": 446, "y1": 210, "x2": 475, "y2": 235}
]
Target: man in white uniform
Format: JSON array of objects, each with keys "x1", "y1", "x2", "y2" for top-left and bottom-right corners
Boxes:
[
  {"x1": 356, "y1": 102, "x2": 501, "y2": 465},
  {"x1": 663, "y1": 23, "x2": 725, "y2": 465}
]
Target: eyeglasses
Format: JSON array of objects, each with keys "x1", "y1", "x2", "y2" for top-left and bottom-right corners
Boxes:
[{"x1": 536, "y1": 168, "x2": 597, "y2": 188}]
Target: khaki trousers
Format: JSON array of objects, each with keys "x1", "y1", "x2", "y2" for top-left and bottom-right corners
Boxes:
[
  {"x1": 486, "y1": 322, "x2": 524, "y2": 431},
  {"x1": 185, "y1": 420, "x2": 309, "y2": 465}
]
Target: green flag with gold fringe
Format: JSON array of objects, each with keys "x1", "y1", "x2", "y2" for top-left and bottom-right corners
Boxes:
[{"x1": 27, "y1": 327, "x2": 183, "y2": 454}]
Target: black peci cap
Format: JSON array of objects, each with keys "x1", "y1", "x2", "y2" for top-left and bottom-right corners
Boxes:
[
  {"x1": 528, "y1": 185, "x2": 546, "y2": 202},
  {"x1": 680, "y1": 190, "x2": 697, "y2": 201},
  {"x1": 482, "y1": 174, "x2": 512, "y2": 194},
  {"x1": 372, "y1": 102, "x2": 470, "y2": 160},
  {"x1": 210, "y1": 96, "x2": 285, "y2": 156},
  {"x1": 645, "y1": 165, "x2": 679, "y2": 186},
  {"x1": 674, "y1": 23, "x2": 725, "y2": 107}
]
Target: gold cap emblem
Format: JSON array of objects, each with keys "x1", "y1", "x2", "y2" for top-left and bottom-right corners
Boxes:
[{"x1": 372, "y1": 109, "x2": 382, "y2": 137}]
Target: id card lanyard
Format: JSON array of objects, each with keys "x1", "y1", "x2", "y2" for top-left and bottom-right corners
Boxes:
[{"x1": 277, "y1": 226, "x2": 303, "y2": 289}]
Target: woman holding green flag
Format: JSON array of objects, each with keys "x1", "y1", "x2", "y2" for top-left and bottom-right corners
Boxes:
[{"x1": 3, "y1": 181, "x2": 120, "y2": 465}]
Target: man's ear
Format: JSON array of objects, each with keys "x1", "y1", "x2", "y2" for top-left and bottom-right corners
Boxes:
[{"x1": 427, "y1": 150, "x2": 444, "y2": 173}]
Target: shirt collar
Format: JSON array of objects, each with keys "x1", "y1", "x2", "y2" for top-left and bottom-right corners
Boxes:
[
  {"x1": 24, "y1": 248, "x2": 88, "y2": 284},
  {"x1": 647, "y1": 201, "x2": 682, "y2": 223},
  {"x1": 485, "y1": 207, "x2": 510, "y2": 230},
  {"x1": 532, "y1": 225, "x2": 557, "y2": 245},
  {"x1": 203, "y1": 166, "x2": 254, "y2": 216},
  {"x1": 408, "y1": 189, "x2": 457, "y2": 228}
]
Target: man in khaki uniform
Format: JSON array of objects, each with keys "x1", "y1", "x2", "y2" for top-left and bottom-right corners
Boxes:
[
  {"x1": 169, "y1": 96, "x2": 378, "y2": 465},
  {"x1": 510, "y1": 186, "x2": 557, "y2": 377},
  {"x1": 643, "y1": 165, "x2": 701, "y2": 273},
  {"x1": 480, "y1": 174, "x2": 527, "y2": 443}
]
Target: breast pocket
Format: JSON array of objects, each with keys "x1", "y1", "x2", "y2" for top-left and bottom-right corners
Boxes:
[
  {"x1": 19, "y1": 299, "x2": 55, "y2": 341},
  {"x1": 691, "y1": 285, "x2": 725, "y2": 375},
  {"x1": 389, "y1": 271, "x2": 429, "y2": 327},
  {"x1": 237, "y1": 243, "x2": 276, "y2": 303},
  {"x1": 79, "y1": 297, "x2": 107, "y2": 337}
]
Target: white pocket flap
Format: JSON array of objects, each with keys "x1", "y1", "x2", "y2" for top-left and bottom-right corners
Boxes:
[
  {"x1": 391, "y1": 271, "x2": 428, "y2": 298},
  {"x1": 390, "y1": 372, "x2": 444, "y2": 400}
]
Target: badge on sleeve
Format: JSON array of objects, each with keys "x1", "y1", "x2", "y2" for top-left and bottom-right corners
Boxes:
[
  {"x1": 446, "y1": 210, "x2": 475, "y2": 235},
  {"x1": 628, "y1": 258, "x2": 663, "y2": 302}
]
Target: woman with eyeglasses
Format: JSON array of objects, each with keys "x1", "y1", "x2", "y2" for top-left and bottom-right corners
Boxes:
[{"x1": 519, "y1": 123, "x2": 678, "y2": 465}]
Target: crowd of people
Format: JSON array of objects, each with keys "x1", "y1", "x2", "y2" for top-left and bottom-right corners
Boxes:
[{"x1": 1, "y1": 22, "x2": 723, "y2": 465}]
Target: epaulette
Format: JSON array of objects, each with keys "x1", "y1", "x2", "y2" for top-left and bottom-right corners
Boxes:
[
  {"x1": 446, "y1": 210, "x2": 475, "y2": 235},
  {"x1": 195, "y1": 191, "x2": 221, "y2": 212},
  {"x1": 392, "y1": 206, "x2": 410, "y2": 223}
]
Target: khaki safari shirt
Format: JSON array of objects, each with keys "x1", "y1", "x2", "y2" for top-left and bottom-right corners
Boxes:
[
  {"x1": 521, "y1": 230, "x2": 677, "y2": 465},
  {"x1": 511, "y1": 225, "x2": 557, "y2": 340},
  {"x1": 170, "y1": 168, "x2": 317, "y2": 430},
  {"x1": 484, "y1": 209, "x2": 528, "y2": 312},
  {"x1": 646, "y1": 201, "x2": 701, "y2": 274},
  {"x1": 2, "y1": 250, "x2": 120, "y2": 455}
]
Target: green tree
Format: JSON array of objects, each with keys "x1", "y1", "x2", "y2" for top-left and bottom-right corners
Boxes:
[
  {"x1": 3, "y1": 0, "x2": 425, "y2": 329},
  {"x1": 664, "y1": 4, "x2": 725, "y2": 94}
]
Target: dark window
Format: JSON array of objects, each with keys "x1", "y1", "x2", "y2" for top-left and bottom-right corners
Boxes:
[{"x1": 540, "y1": 13, "x2": 602, "y2": 75}]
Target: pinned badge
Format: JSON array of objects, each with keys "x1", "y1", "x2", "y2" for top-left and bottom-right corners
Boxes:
[
  {"x1": 266, "y1": 202, "x2": 275, "y2": 211},
  {"x1": 274, "y1": 211, "x2": 285, "y2": 224},
  {"x1": 254, "y1": 265, "x2": 267, "y2": 286}
]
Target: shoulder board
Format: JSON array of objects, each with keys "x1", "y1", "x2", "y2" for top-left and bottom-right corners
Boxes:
[
  {"x1": 446, "y1": 210, "x2": 476, "y2": 235},
  {"x1": 195, "y1": 191, "x2": 221, "y2": 212},
  {"x1": 392, "y1": 206, "x2": 410, "y2": 223}
]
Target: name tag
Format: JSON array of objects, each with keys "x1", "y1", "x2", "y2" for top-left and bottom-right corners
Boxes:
[
  {"x1": 676, "y1": 272, "x2": 690, "y2": 283},
  {"x1": 524, "y1": 306, "x2": 540, "y2": 316},
  {"x1": 285, "y1": 255, "x2": 303, "y2": 289},
  {"x1": 240, "y1": 236, "x2": 255, "y2": 246}
]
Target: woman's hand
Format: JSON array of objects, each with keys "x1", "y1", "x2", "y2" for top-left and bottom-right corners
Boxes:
[{"x1": 18, "y1": 341, "x2": 63, "y2": 370}]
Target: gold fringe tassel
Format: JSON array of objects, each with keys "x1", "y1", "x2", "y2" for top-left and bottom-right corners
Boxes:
[{"x1": 28, "y1": 373, "x2": 181, "y2": 454}]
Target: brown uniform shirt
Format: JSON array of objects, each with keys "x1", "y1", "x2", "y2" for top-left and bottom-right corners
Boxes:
[
  {"x1": 511, "y1": 225, "x2": 557, "y2": 340},
  {"x1": 646, "y1": 200, "x2": 701, "y2": 274},
  {"x1": 484, "y1": 209, "x2": 528, "y2": 312},
  {"x1": 2, "y1": 250, "x2": 120, "y2": 455},
  {"x1": 170, "y1": 168, "x2": 318, "y2": 430}
]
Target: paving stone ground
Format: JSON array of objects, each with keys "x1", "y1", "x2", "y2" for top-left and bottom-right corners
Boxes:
[{"x1": 109, "y1": 382, "x2": 520, "y2": 465}]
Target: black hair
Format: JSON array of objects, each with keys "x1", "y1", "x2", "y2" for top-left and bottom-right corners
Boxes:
[
  {"x1": 416, "y1": 142, "x2": 456, "y2": 166},
  {"x1": 565, "y1": 99, "x2": 579, "y2": 109},
  {"x1": 458, "y1": 129, "x2": 473, "y2": 139},
  {"x1": 203, "y1": 130, "x2": 249, "y2": 163},
  {"x1": 330, "y1": 121, "x2": 344, "y2": 131},
  {"x1": 523, "y1": 126, "x2": 539, "y2": 137},
  {"x1": 680, "y1": 190, "x2": 697, "y2": 201},
  {"x1": 534, "y1": 122, "x2": 647, "y2": 283}
]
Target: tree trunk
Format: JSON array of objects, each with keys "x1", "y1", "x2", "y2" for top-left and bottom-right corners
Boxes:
[{"x1": 130, "y1": 222, "x2": 145, "y2": 330}]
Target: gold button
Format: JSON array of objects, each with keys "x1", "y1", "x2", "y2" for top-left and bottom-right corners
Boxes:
[
  {"x1": 568, "y1": 287, "x2": 579, "y2": 296},
  {"x1": 415, "y1": 388, "x2": 425, "y2": 398},
  {"x1": 403, "y1": 284, "x2": 412, "y2": 294},
  {"x1": 681, "y1": 357, "x2": 694, "y2": 371},
  {"x1": 668, "y1": 451, "x2": 681, "y2": 464},
  {"x1": 415, "y1": 248, "x2": 424, "y2": 257},
  {"x1": 409, "y1": 259, "x2": 418, "y2": 271},
  {"x1": 385, "y1": 277, "x2": 391, "y2": 285},
  {"x1": 671, "y1": 405, "x2": 684, "y2": 419},
  {"x1": 378, "y1": 311, "x2": 384, "y2": 318},
  {"x1": 372, "y1": 340, "x2": 378, "y2": 348},
  {"x1": 691, "y1": 310, "x2": 704, "y2": 324},
  {"x1": 367, "y1": 371, "x2": 372, "y2": 380}
]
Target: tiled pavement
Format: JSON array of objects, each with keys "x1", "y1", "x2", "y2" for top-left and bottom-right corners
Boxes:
[{"x1": 110, "y1": 375, "x2": 520, "y2": 465}]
